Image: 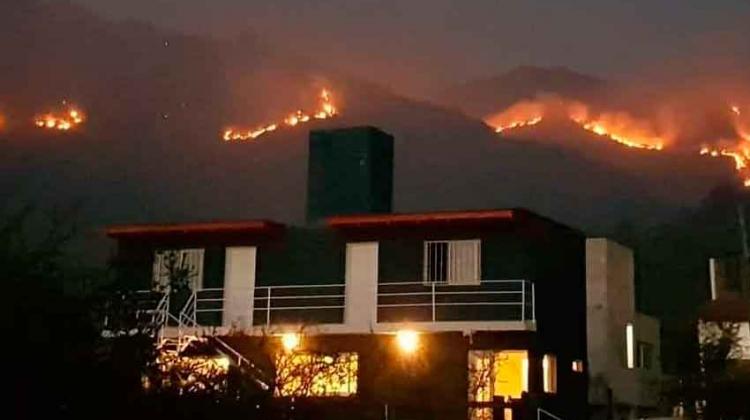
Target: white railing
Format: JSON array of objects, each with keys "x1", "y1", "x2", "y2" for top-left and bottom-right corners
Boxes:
[
  {"x1": 102, "y1": 289, "x2": 171, "y2": 339},
  {"x1": 253, "y1": 284, "x2": 346, "y2": 326},
  {"x1": 153, "y1": 292, "x2": 170, "y2": 341},
  {"x1": 212, "y1": 336, "x2": 271, "y2": 390},
  {"x1": 377, "y1": 280, "x2": 535, "y2": 323},
  {"x1": 179, "y1": 288, "x2": 224, "y2": 328}
]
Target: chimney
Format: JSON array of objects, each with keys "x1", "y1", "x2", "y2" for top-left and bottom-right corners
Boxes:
[{"x1": 306, "y1": 126, "x2": 394, "y2": 223}]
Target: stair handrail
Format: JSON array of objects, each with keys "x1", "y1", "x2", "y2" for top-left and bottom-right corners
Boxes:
[
  {"x1": 176, "y1": 291, "x2": 198, "y2": 350},
  {"x1": 213, "y1": 336, "x2": 251, "y2": 367},
  {"x1": 537, "y1": 408, "x2": 564, "y2": 420},
  {"x1": 212, "y1": 336, "x2": 271, "y2": 391},
  {"x1": 152, "y1": 291, "x2": 170, "y2": 342},
  {"x1": 179, "y1": 290, "x2": 198, "y2": 328}
]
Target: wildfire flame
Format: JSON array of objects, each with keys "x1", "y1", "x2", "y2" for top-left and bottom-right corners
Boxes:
[
  {"x1": 568, "y1": 110, "x2": 665, "y2": 150},
  {"x1": 486, "y1": 97, "x2": 666, "y2": 150},
  {"x1": 494, "y1": 117, "x2": 543, "y2": 133},
  {"x1": 488, "y1": 99, "x2": 750, "y2": 187},
  {"x1": 730, "y1": 104, "x2": 750, "y2": 143},
  {"x1": 34, "y1": 106, "x2": 85, "y2": 131},
  {"x1": 485, "y1": 100, "x2": 546, "y2": 133},
  {"x1": 223, "y1": 89, "x2": 338, "y2": 142}
]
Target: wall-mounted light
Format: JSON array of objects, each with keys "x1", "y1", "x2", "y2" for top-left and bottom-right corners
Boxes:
[
  {"x1": 281, "y1": 333, "x2": 301, "y2": 352},
  {"x1": 396, "y1": 330, "x2": 419, "y2": 354},
  {"x1": 626, "y1": 322, "x2": 635, "y2": 369}
]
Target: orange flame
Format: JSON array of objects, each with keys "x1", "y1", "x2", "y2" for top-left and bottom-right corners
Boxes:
[
  {"x1": 730, "y1": 104, "x2": 750, "y2": 143},
  {"x1": 566, "y1": 104, "x2": 666, "y2": 150},
  {"x1": 488, "y1": 98, "x2": 750, "y2": 187},
  {"x1": 485, "y1": 100, "x2": 545, "y2": 133},
  {"x1": 700, "y1": 144, "x2": 750, "y2": 186},
  {"x1": 488, "y1": 98, "x2": 667, "y2": 150},
  {"x1": 223, "y1": 89, "x2": 338, "y2": 142},
  {"x1": 494, "y1": 117, "x2": 543, "y2": 133},
  {"x1": 574, "y1": 119, "x2": 665, "y2": 150},
  {"x1": 34, "y1": 106, "x2": 85, "y2": 131}
]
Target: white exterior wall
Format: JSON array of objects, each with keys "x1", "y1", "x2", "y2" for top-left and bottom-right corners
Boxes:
[
  {"x1": 586, "y1": 238, "x2": 661, "y2": 414},
  {"x1": 222, "y1": 246, "x2": 257, "y2": 330},
  {"x1": 344, "y1": 242, "x2": 379, "y2": 331}
]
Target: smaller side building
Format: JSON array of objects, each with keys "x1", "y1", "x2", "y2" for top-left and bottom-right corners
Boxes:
[
  {"x1": 699, "y1": 255, "x2": 750, "y2": 362},
  {"x1": 586, "y1": 238, "x2": 662, "y2": 420}
]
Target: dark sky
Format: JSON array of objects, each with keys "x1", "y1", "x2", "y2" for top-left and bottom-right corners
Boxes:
[{"x1": 68, "y1": 0, "x2": 750, "y2": 96}]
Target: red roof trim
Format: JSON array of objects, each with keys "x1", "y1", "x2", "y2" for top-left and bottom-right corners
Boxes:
[
  {"x1": 106, "y1": 220, "x2": 284, "y2": 238},
  {"x1": 327, "y1": 209, "x2": 515, "y2": 228}
]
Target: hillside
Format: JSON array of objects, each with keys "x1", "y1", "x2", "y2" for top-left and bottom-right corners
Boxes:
[
  {"x1": 438, "y1": 65, "x2": 609, "y2": 118},
  {"x1": 0, "y1": 1, "x2": 737, "y2": 259}
]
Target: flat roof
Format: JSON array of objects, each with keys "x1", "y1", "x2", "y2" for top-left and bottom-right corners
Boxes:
[
  {"x1": 106, "y1": 220, "x2": 284, "y2": 239},
  {"x1": 327, "y1": 209, "x2": 518, "y2": 228}
]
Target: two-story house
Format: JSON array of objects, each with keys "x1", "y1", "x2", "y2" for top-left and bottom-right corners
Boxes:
[{"x1": 107, "y1": 126, "x2": 660, "y2": 420}]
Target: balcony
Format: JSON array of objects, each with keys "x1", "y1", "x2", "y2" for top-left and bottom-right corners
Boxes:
[
  {"x1": 252, "y1": 284, "x2": 346, "y2": 326},
  {"x1": 138, "y1": 279, "x2": 535, "y2": 336},
  {"x1": 377, "y1": 280, "x2": 534, "y2": 324}
]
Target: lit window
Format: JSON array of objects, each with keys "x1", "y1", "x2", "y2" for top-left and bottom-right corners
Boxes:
[
  {"x1": 542, "y1": 354, "x2": 557, "y2": 394},
  {"x1": 469, "y1": 408, "x2": 494, "y2": 420},
  {"x1": 468, "y1": 351, "x2": 494, "y2": 403},
  {"x1": 275, "y1": 352, "x2": 358, "y2": 397},
  {"x1": 637, "y1": 341, "x2": 653, "y2": 370},
  {"x1": 572, "y1": 359, "x2": 584, "y2": 373},
  {"x1": 468, "y1": 350, "x2": 528, "y2": 402},
  {"x1": 626, "y1": 323, "x2": 635, "y2": 369},
  {"x1": 423, "y1": 239, "x2": 481, "y2": 284}
]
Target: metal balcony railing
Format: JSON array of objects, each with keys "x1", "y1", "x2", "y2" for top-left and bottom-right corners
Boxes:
[
  {"x1": 157, "y1": 279, "x2": 534, "y2": 330},
  {"x1": 377, "y1": 280, "x2": 534, "y2": 323},
  {"x1": 179, "y1": 288, "x2": 224, "y2": 328},
  {"x1": 253, "y1": 284, "x2": 346, "y2": 326}
]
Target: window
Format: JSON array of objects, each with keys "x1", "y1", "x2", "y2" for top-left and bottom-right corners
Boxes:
[
  {"x1": 468, "y1": 350, "x2": 528, "y2": 402},
  {"x1": 543, "y1": 354, "x2": 557, "y2": 394},
  {"x1": 572, "y1": 359, "x2": 584, "y2": 373},
  {"x1": 423, "y1": 239, "x2": 480, "y2": 284},
  {"x1": 637, "y1": 341, "x2": 653, "y2": 370},
  {"x1": 275, "y1": 352, "x2": 358, "y2": 397},
  {"x1": 153, "y1": 248, "x2": 204, "y2": 290},
  {"x1": 625, "y1": 322, "x2": 635, "y2": 369}
]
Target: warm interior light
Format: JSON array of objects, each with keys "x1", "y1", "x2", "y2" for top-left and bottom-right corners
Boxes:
[
  {"x1": 396, "y1": 330, "x2": 419, "y2": 354},
  {"x1": 275, "y1": 352, "x2": 358, "y2": 397},
  {"x1": 542, "y1": 354, "x2": 557, "y2": 393},
  {"x1": 626, "y1": 322, "x2": 635, "y2": 369},
  {"x1": 215, "y1": 356, "x2": 230, "y2": 370},
  {"x1": 281, "y1": 333, "x2": 301, "y2": 352}
]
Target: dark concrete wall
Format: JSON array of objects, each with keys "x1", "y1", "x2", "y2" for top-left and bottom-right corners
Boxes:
[{"x1": 306, "y1": 126, "x2": 394, "y2": 222}]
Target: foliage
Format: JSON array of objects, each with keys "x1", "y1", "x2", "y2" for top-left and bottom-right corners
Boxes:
[{"x1": 663, "y1": 321, "x2": 750, "y2": 419}]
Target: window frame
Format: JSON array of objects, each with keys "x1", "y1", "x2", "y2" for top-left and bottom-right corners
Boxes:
[
  {"x1": 153, "y1": 248, "x2": 205, "y2": 291},
  {"x1": 636, "y1": 341, "x2": 653, "y2": 370},
  {"x1": 422, "y1": 239, "x2": 481, "y2": 285}
]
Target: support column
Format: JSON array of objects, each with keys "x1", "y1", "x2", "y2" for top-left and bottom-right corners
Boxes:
[
  {"x1": 222, "y1": 247, "x2": 256, "y2": 330},
  {"x1": 345, "y1": 242, "x2": 378, "y2": 332}
]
